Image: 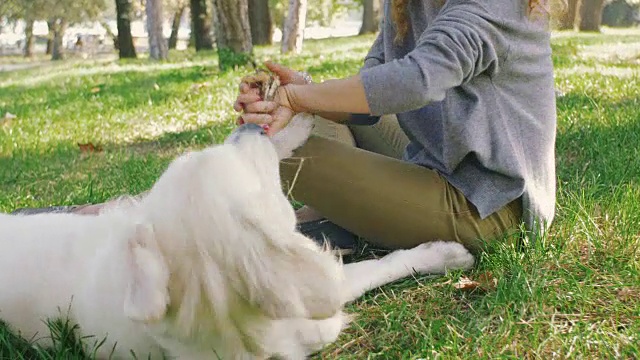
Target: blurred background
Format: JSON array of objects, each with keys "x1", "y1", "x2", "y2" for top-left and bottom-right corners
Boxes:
[{"x1": 0, "y1": 0, "x2": 638, "y2": 68}]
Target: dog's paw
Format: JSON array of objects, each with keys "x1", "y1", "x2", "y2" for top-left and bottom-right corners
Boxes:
[
  {"x1": 271, "y1": 113, "x2": 314, "y2": 159},
  {"x1": 392, "y1": 241, "x2": 475, "y2": 275}
]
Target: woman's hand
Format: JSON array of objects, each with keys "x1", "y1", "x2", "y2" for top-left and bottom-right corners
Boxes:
[
  {"x1": 265, "y1": 86, "x2": 298, "y2": 135},
  {"x1": 236, "y1": 85, "x2": 298, "y2": 136},
  {"x1": 233, "y1": 61, "x2": 308, "y2": 113},
  {"x1": 234, "y1": 61, "x2": 307, "y2": 135},
  {"x1": 263, "y1": 61, "x2": 312, "y2": 86}
]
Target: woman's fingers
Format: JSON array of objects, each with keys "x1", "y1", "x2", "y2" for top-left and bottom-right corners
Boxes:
[
  {"x1": 240, "y1": 113, "x2": 273, "y2": 125},
  {"x1": 239, "y1": 82, "x2": 251, "y2": 93},
  {"x1": 233, "y1": 100, "x2": 243, "y2": 112},
  {"x1": 265, "y1": 106, "x2": 295, "y2": 136},
  {"x1": 234, "y1": 92, "x2": 262, "y2": 112},
  {"x1": 244, "y1": 101, "x2": 278, "y2": 114},
  {"x1": 238, "y1": 88, "x2": 261, "y2": 102},
  {"x1": 265, "y1": 61, "x2": 304, "y2": 85}
]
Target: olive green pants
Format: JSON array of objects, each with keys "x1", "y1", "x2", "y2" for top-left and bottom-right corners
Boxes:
[{"x1": 280, "y1": 115, "x2": 523, "y2": 253}]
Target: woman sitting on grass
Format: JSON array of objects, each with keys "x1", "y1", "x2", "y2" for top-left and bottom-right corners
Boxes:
[
  {"x1": 15, "y1": 0, "x2": 557, "y2": 256},
  {"x1": 234, "y1": 0, "x2": 558, "y2": 253}
]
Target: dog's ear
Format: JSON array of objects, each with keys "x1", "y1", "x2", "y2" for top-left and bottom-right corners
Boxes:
[{"x1": 123, "y1": 223, "x2": 170, "y2": 323}]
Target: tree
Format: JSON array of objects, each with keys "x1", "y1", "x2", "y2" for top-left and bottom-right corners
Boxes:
[
  {"x1": 5, "y1": 0, "x2": 47, "y2": 57},
  {"x1": 212, "y1": 0, "x2": 253, "y2": 70},
  {"x1": 602, "y1": 0, "x2": 640, "y2": 27},
  {"x1": 100, "y1": 20, "x2": 119, "y2": 51},
  {"x1": 0, "y1": 0, "x2": 20, "y2": 31},
  {"x1": 23, "y1": 16, "x2": 35, "y2": 57},
  {"x1": 359, "y1": 0, "x2": 381, "y2": 35},
  {"x1": 46, "y1": 19, "x2": 54, "y2": 54},
  {"x1": 146, "y1": 0, "x2": 168, "y2": 60},
  {"x1": 189, "y1": 0, "x2": 213, "y2": 50},
  {"x1": 0, "y1": 0, "x2": 18, "y2": 20},
  {"x1": 115, "y1": 0, "x2": 137, "y2": 58},
  {"x1": 269, "y1": 0, "x2": 351, "y2": 30},
  {"x1": 47, "y1": 0, "x2": 107, "y2": 60},
  {"x1": 248, "y1": 0, "x2": 272, "y2": 45},
  {"x1": 167, "y1": 1, "x2": 185, "y2": 49},
  {"x1": 577, "y1": 0, "x2": 606, "y2": 31},
  {"x1": 50, "y1": 17, "x2": 67, "y2": 60},
  {"x1": 556, "y1": 0, "x2": 579, "y2": 30},
  {"x1": 281, "y1": 0, "x2": 307, "y2": 54}
]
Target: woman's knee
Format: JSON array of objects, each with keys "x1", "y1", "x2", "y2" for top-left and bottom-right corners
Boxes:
[
  {"x1": 309, "y1": 115, "x2": 356, "y2": 147},
  {"x1": 349, "y1": 114, "x2": 410, "y2": 159}
]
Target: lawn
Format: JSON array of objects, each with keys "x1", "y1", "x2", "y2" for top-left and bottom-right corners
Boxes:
[{"x1": 1, "y1": 28, "x2": 640, "y2": 359}]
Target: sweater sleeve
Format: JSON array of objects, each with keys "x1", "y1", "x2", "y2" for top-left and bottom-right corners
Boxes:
[
  {"x1": 361, "y1": 30, "x2": 386, "y2": 71},
  {"x1": 348, "y1": 27, "x2": 387, "y2": 125},
  {"x1": 359, "y1": 4, "x2": 506, "y2": 116}
]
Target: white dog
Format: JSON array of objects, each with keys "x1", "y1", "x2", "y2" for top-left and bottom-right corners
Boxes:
[{"x1": 0, "y1": 113, "x2": 475, "y2": 359}]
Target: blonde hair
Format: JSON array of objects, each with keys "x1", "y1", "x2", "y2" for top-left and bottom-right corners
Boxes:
[{"x1": 391, "y1": 0, "x2": 548, "y2": 44}]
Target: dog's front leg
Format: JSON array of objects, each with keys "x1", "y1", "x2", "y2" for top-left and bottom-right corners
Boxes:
[
  {"x1": 270, "y1": 113, "x2": 314, "y2": 159},
  {"x1": 342, "y1": 241, "x2": 475, "y2": 302}
]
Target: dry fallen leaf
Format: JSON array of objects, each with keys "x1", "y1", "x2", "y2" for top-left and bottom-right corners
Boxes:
[
  {"x1": 477, "y1": 271, "x2": 498, "y2": 290},
  {"x1": 453, "y1": 276, "x2": 480, "y2": 291},
  {"x1": 616, "y1": 288, "x2": 637, "y2": 303},
  {"x1": 453, "y1": 272, "x2": 497, "y2": 292},
  {"x1": 77, "y1": 142, "x2": 103, "y2": 153},
  {"x1": 90, "y1": 87, "x2": 101, "y2": 94},
  {"x1": 4, "y1": 112, "x2": 16, "y2": 120}
]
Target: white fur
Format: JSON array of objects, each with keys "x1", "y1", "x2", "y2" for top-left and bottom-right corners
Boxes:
[{"x1": 0, "y1": 113, "x2": 474, "y2": 359}]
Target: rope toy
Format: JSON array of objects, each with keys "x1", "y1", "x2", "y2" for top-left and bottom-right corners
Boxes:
[{"x1": 240, "y1": 69, "x2": 281, "y2": 132}]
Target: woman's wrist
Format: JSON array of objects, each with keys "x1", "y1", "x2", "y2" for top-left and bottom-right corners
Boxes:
[{"x1": 276, "y1": 84, "x2": 308, "y2": 114}]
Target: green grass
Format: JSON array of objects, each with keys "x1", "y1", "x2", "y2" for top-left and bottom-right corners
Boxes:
[{"x1": 1, "y1": 28, "x2": 640, "y2": 358}]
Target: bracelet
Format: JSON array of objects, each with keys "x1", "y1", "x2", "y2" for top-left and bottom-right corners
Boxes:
[{"x1": 298, "y1": 71, "x2": 313, "y2": 84}]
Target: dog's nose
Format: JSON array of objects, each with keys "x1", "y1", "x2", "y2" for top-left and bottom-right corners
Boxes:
[
  {"x1": 224, "y1": 122, "x2": 269, "y2": 145},
  {"x1": 236, "y1": 123, "x2": 267, "y2": 136}
]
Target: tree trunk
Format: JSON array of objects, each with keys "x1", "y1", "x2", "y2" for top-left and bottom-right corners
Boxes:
[
  {"x1": 577, "y1": 0, "x2": 606, "y2": 31},
  {"x1": 100, "y1": 21, "x2": 119, "y2": 51},
  {"x1": 115, "y1": 0, "x2": 137, "y2": 58},
  {"x1": 24, "y1": 18, "x2": 35, "y2": 57},
  {"x1": 168, "y1": 5, "x2": 186, "y2": 50},
  {"x1": 248, "y1": 0, "x2": 273, "y2": 46},
  {"x1": 212, "y1": 0, "x2": 253, "y2": 69},
  {"x1": 51, "y1": 18, "x2": 67, "y2": 61},
  {"x1": 146, "y1": 0, "x2": 168, "y2": 60},
  {"x1": 359, "y1": 0, "x2": 381, "y2": 35},
  {"x1": 281, "y1": 0, "x2": 307, "y2": 54},
  {"x1": 46, "y1": 19, "x2": 55, "y2": 55},
  {"x1": 557, "y1": 0, "x2": 579, "y2": 30},
  {"x1": 190, "y1": 0, "x2": 213, "y2": 51}
]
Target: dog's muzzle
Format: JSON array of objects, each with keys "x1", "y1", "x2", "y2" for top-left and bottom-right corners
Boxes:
[{"x1": 226, "y1": 123, "x2": 268, "y2": 144}]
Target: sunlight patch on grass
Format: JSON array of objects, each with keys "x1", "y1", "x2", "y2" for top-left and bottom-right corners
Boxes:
[
  {"x1": 556, "y1": 66, "x2": 640, "y2": 78},
  {"x1": 0, "y1": 58, "x2": 219, "y2": 88}
]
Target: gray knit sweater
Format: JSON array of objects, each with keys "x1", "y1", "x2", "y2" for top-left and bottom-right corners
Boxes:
[{"x1": 355, "y1": 0, "x2": 557, "y2": 237}]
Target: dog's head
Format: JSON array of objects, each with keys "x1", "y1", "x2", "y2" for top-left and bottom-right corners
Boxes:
[{"x1": 121, "y1": 117, "x2": 344, "y2": 353}]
